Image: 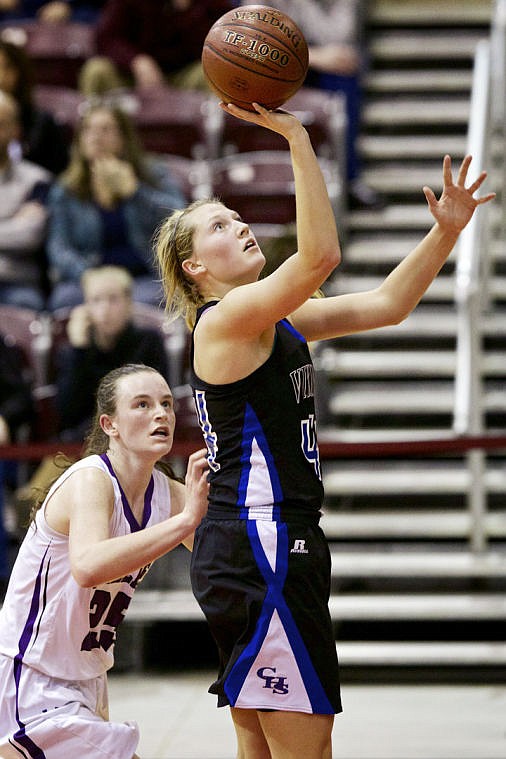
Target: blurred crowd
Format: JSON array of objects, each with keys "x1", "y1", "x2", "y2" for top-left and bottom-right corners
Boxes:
[{"x1": 0, "y1": 0, "x2": 379, "y2": 584}]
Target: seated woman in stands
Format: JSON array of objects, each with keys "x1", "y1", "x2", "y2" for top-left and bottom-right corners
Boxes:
[
  {"x1": 0, "y1": 331, "x2": 34, "y2": 588},
  {"x1": 46, "y1": 103, "x2": 186, "y2": 310},
  {"x1": 0, "y1": 38, "x2": 69, "y2": 174}
]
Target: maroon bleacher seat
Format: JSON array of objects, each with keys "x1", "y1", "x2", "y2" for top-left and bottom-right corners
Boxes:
[
  {"x1": 133, "y1": 85, "x2": 218, "y2": 159},
  {"x1": 215, "y1": 86, "x2": 347, "y2": 164},
  {"x1": 0, "y1": 305, "x2": 57, "y2": 440},
  {"x1": 33, "y1": 84, "x2": 85, "y2": 143},
  {"x1": 209, "y1": 150, "x2": 341, "y2": 228},
  {"x1": 0, "y1": 20, "x2": 96, "y2": 88}
]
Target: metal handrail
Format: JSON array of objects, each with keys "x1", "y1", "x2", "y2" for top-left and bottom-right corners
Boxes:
[
  {"x1": 491, "y1": 0, "x2": 506, "y2": 243},
  {"x1": 453, "y1": 39, "x2": 492, "y2": 438},
  {"x1": 452, "y1": 0, "x2": 506, "y2": 551}
]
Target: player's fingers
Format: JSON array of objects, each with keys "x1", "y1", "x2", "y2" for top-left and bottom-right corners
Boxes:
[
  {"x1": 422, "y1": 185, "x2": 437, "y2": 207},
  {"x1": 186, "y1": 449, "x2": 208, "y2": 473},
  {"x1": 441, "y1": 154, "x2": 453, "y2": 187},
  {"x1": 466, "y1": 171, "x2": 488, "y2": 195},
  {"x1": 476, "y1": 192, "x2": 496, "y2": 205},
  {"x1": 456, "y1": 154, "x2": 472, "y2": 186}
]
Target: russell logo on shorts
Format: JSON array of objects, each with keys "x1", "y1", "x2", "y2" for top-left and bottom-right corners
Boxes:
[{"x1": 290, "y1": 539, "x2": 308, "y2": 554}]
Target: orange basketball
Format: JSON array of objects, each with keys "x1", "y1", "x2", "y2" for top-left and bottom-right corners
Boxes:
[{"x1": 202, "y1": 5, "x2": 309, "y2": 111}]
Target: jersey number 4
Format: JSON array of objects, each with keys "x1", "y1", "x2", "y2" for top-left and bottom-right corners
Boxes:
[{"x1": 301, "y1": 414, "x2": 321, "y2": 479}]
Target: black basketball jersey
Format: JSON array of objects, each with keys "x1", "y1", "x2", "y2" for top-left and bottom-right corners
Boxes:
[{"x1": 190, "y1": 302, "x2": 324, "y2": 516}]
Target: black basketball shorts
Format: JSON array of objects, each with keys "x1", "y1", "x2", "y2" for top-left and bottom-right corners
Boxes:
[{"x1": 190, "y1": 514, "x2": 342, "y2": 714}]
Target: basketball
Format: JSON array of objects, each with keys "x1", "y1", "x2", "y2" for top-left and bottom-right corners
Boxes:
[{"x1": 202, "y1": 5, "x2": 309, "y2": 111}]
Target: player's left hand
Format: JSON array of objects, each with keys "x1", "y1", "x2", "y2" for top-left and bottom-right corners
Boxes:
[{"x1": 423, "y1": 154, "x2": 495, "y2": 234}]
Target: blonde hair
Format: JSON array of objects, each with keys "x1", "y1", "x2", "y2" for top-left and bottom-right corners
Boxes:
[
  {"x1": 154, "y1": 198, "x2": 220, "y2": 329},
  {"x1": 81, "y1": 265, "x2": 133, "y2": 299}
]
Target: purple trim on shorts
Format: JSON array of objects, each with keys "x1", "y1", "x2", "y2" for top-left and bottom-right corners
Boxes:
[
  {"x1": 11, "y1": 546, "x2": 50, "y2": 758},
  {"x1": 100, "y1": 453, "x2": 154, "y2": 531}
]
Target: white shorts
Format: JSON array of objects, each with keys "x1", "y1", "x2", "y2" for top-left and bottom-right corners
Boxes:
[{"x1": 0, "y1": 654, "x2": 139, "y2": 759}]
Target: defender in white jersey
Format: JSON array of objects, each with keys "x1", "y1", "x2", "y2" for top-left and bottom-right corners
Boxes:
[
  {"x1": 0, "y1": 364, "x2": 208, "y2": 759},
  {"x1": 155, "y1": 96, "x2": 493, "y2": 758}
]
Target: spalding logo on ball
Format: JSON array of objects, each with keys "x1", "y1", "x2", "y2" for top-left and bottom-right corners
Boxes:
[{"x1": 202, "y1": 4, "x2": 309, "y2": 111}]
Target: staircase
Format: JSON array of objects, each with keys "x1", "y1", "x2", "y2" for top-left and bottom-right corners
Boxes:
[
  {"x1": 316, "y1": 0, "x2": 506, "y2": 679},
  {"x1": 119, "y1": 0, "x2": 506, "y2": 680}
]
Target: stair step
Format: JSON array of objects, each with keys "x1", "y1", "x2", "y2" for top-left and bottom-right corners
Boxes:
[
  {"x1": 128, "y1": 590, "x2": 204, "y2": 622},
  {"x1": 361, "y1": 164, "x2": 443, "y2": 194},
  {"x1": 322, "y1": 461, "x2": 506, "y2": 496},
  {"x1": 338, "y1": 641, "x2": 506, "y2": 666},
  {"x1": 364, "y1": 97, "x2": 470, "y2": 128},
  {"x1": 323, "y1": 464, "x2": 468, "y2": 495},
  {"x1": 318, "y1": 427, "x2": 459, "y2": 443},
  {"x1": 369, "y1": 0, "x2": 493, "y2": 27},
  {"x1": 328, "y1": 273, "x2": 457, "y2": 300},
  {"x1": 328, "y1": 381, "x2": 506, "y2": 415},
  {"x1": 320, "y1": 350, "x2": 506, "y2": 378},
  {"x1": 324, "y1": 350, "x2": 456, "y2": 378},
  {"x1": 330, "y1": 549, "x2": 506, "y2": 577},
  {"x1": 343, "y1": 230, "x2": 428, "y2": 259},
  {"x1": 322, "y1": 350, "x2": 456, "y2": 377},
  {"x1": 359, "y1": 134, "x2": 468, "y2": 161},
  {"x1": 329, "y1": 593, "x2": 506, "y2": 619},
  {"x1": 329, "y1": 381, "x2": 454, "y2": 414},
  {"x1": 346, "y1": 205, "x2": 433, "y2": 231},
  {"x1": 370, "y1": 31, "x2": 485, "y2": 62},
  {"x1": 328, "y1": 275, "x2": 506, "y2": 303},
  {"x1": 325, "y1": 306, "x2": 506, "y2": 337},
  {"x1": 343, "y1": 228, "x2": 506, "y2": 258},
  {"x1": 366, "y1": 69, "x2": 474, "y2": 93},
  {"x1": 115, "y1": 590, "x2": 506, "y2": 628},
  {"x1": 320, "y1": 509, "x2": 506, "y2": 538}
]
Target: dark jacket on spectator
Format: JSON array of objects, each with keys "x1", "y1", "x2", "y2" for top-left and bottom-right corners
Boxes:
[
  {"x1": 96, "y1": 0, "x2": 234, "y2": 77},
  {"x1": 0, "y1": 335, "x2": 34, "y2": 438},
  {"x1": 55, "y1": 321, "x2": 169, "y2": 438}
]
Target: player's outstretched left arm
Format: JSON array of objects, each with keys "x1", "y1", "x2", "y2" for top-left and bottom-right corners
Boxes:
[{"x1": 291, "y1": 154, "x2": 495, "y2": 341}]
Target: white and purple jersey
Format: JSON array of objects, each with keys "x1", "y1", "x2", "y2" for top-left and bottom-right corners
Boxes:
[{"x1": 0, "y1": 454, "x2": 171, "y2": 681}]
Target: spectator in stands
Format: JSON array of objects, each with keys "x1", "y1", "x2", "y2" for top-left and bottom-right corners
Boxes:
[
  {"x1": 0, "y1": 333, "x2": 34, "y2": 587},
  {"x1": 89, "y1": 0, "x2": 234, "y2": 94},
  {"x1": 0, "y1": 90, "x2": 51, "y2": 311},
  {"x1": 14, "y1": 264, "x2": 171, "y2": 527},
  {"x1": 55, "y1": 265, "x2": 170, "y2": 442},
  {"x1": 46, "y1": 103, "x2": 185, "y2": 310},
  {"x1": 255, "y1": 0, "x2": 384, "y2": 210},
  {"x1": 0, "y1": 333, "x2": 33, "y2": 446},
  {"x1": 0, "y1": 0, "x2": 104, "y2": 24},
  {"x1": 0, "y1": 38, "x2": 69, "y2": 174}
]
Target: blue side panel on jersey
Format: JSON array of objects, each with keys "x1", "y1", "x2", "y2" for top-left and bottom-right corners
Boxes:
[{"x1": 238, "y1": 403, "x2": 284, "y2": 514}]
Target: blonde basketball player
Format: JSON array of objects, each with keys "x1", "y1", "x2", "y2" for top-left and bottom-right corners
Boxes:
[{"x1": 155, "y1": 99, "x2": 494, "y2": 759}]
